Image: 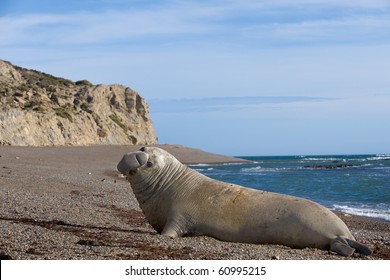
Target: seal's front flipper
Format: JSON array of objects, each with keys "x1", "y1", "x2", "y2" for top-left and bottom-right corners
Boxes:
[
  {"x1": 161, "y1": 226, "x2": 179, "y2": 238},
  {"x1": 330, "y1": 237, "x2": 355, "y2": 256},
  {"x1": 161, "y1": 226, "x2": 180, "y2": 238},
  {"x1": 345, "y1": 238, "x2": 372, "y2": 256},
  {"x1": 161, "y1": 216, "x2": 185, "y2": 239}
]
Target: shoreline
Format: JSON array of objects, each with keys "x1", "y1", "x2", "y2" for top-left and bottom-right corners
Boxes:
[{"x1": 0, "y1": 145, "x2": 389, "y2": 260}]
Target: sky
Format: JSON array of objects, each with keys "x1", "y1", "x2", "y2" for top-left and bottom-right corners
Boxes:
[{"x1": 1, "y1": 0, "x2": 389, "y2": 156}]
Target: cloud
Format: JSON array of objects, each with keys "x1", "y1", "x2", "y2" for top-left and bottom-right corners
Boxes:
[
  {"x1": 242, "y1": 15, "x2": 390, "y2": 45},
  {"x1": 149, "y1": 96, "x2": 333, "y2": 113},
  {"x1": 1, "y1": 0, "x2": 390, "y2": 48},
  {"x1": 0, "y1": 6, "x2": 214, "y2": 47}
]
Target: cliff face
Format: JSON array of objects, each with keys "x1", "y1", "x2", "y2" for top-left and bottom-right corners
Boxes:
[{"x1": 0, "y1": 60, "x2": 157, "y2": 146}]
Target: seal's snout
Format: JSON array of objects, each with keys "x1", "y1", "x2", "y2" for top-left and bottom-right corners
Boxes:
[
  {"x1": 117, "y1": 151, "x2": 149, "y2": 175},
  {"x1": 136, "y1": 152, "x2": 148, "y2": 165}
]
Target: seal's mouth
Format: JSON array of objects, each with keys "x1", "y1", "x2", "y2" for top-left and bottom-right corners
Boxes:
[{"x1": 117, "y1": 149, "x2": 149, "y2": 176}]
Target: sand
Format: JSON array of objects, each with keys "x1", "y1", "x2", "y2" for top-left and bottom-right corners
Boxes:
[{"x1": 0, "y1": 145, "x2": 389, "y2": 260}]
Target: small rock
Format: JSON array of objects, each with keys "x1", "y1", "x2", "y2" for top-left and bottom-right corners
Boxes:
[
  {"x1": 26, "y1": 248, "x2": 44, "y2": 255},
  {"x1": 271, "y1": 255, "x2": 280, "y2": 260},
  {"x1": 0, "y1": 253, "x2": 13, "y2": 260},
  {"x1": 77, "y1": 239, "x2": 102, "y2": 246}
]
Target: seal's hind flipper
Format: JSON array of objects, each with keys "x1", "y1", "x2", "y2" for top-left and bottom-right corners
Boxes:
[
  {"x1": 331, "y1": 237, "x2": 373, "y2": 256},
  {"x1": 330, "y1": 237, "x2": 355, "y2": 256},
  {"x1": 345, "y1": 238, "x2": 372, "y2": 256}
]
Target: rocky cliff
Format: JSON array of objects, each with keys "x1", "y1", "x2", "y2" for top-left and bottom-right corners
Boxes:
[{"x1": 0, "y1": 60, "x2": 157, "y2": 146}]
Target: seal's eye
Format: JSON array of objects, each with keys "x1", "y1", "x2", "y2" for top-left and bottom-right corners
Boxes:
[
  {"x1": 140, "y1": 147, "x2": 146, "y2": 152},
  {"x1": 146, "y1": 161, "x2": 153, "y2": 168}
]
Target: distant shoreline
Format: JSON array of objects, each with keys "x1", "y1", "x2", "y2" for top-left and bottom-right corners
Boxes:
[{"x1": 0, "y1": 144, "x2": 250, "y2": 165}]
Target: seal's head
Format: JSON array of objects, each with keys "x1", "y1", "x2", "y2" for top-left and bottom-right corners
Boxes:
[
  {"x1": 118, "y1": 146, "x2": 195, "y2": 234},
  {"x1": 117, "y1": 147, "x2": 150, "y2": 176},
  {"x1": 117, "y1": 147, "x2": 181, "y2": 180}
]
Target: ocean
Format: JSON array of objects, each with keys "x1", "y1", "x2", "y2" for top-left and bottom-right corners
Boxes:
[{"x1": 190, "y1": 154, "x2": 390, "y2": 222}]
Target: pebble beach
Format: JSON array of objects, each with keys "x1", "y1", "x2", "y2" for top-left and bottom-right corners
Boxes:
[{"x1": 0, "y1": 145, "x2": 389, "y2": 260}]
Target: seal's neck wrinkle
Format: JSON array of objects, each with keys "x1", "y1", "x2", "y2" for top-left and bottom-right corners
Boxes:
[
  {"x1": 130, "y1": 159, "x2": 187, "y2": 201},
  {"x1": 154, "y1": 160, "x2": 187, "y2": 192}
]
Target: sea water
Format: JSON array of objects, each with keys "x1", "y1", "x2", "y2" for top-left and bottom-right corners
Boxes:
[{"x1": 190, "y1": 154, "x2": 390, "y2": 221}]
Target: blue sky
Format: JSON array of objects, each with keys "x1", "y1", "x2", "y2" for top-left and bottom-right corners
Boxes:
[{"x1": 1, "y1": 0, "x2": 389, "y2": 156}]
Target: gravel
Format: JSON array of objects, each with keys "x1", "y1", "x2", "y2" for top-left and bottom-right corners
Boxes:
[{"x1": 0, "y1": 145, "x2": 389, "y2": 260}]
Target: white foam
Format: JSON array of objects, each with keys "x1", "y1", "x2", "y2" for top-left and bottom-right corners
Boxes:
[
  {"x1": 303, "y1": 157, "x2": 345, "y2": 162},
  {"x1": 373, "y1": 166, "x2": 390, "y2": 170},
  {"x1": 222, "y1": 162, "x2": 248, "y2": 166},
  {"x1": 332, "y1": 204, "x2": 390, "y2": 222},
  {"x1": 192, "y1": 167, "x2": 215, "y2": 172},
  {"x1": 240, "y1": 166, "x2": 293, "y2": 172},
  {"x1": 367, "y1": 155, "x2": 390, "y2": 161},
  {"x1": 241, "y1": 166, "x2": 263, "y2": 172}
]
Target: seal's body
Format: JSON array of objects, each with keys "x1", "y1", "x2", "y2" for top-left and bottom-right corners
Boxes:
[{"x1": 117, "y1": 147, "x2": 371, "y2": 256}]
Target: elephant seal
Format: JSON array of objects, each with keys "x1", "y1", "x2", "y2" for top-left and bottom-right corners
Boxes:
[{"x1": 117, "y1": 147, "x2": 372, "y2": 256}]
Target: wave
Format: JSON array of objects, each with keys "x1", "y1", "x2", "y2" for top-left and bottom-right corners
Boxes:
[
  {"x1": 301, "y1": 157, "x2": 347, "y2": 162},
  {"x1": 331, "y1": 204, "x2": 390, "y2": 222},
  {"x1": 301, "y1": 154, "x2": 390, "y2": 160},
  {"x1": 189, "y1": 162, "x2": 247, "y2": 167},
  {"x1": 375, "y1": 154, "x2": 390, "y2": 157},
  {"x1": 241, "y1": 166, "x2": 263, "y2": 172},
  {"x1": 240, "y1": 166, "x2": 293, "y2": 172},
  {"x1": 222, "y1": 162, "x2": 248, "y2": 166},
  {"x1": 367, "y1": 156, "x2": 390, "y2": 161},
  {"x1": 372, "y1": 166, "x2": 390, "y2": 170},
  {"x1": 188, "y1": 163, "x2": 212, "y2": 167},
  {"x1": 192, "y1": 167, "x2": 215, "y2": 172}
]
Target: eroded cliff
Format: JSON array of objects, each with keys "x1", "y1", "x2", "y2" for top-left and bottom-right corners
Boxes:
[{"x1": 0, "y1": 60, "x2": 157, "y2": 146}]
